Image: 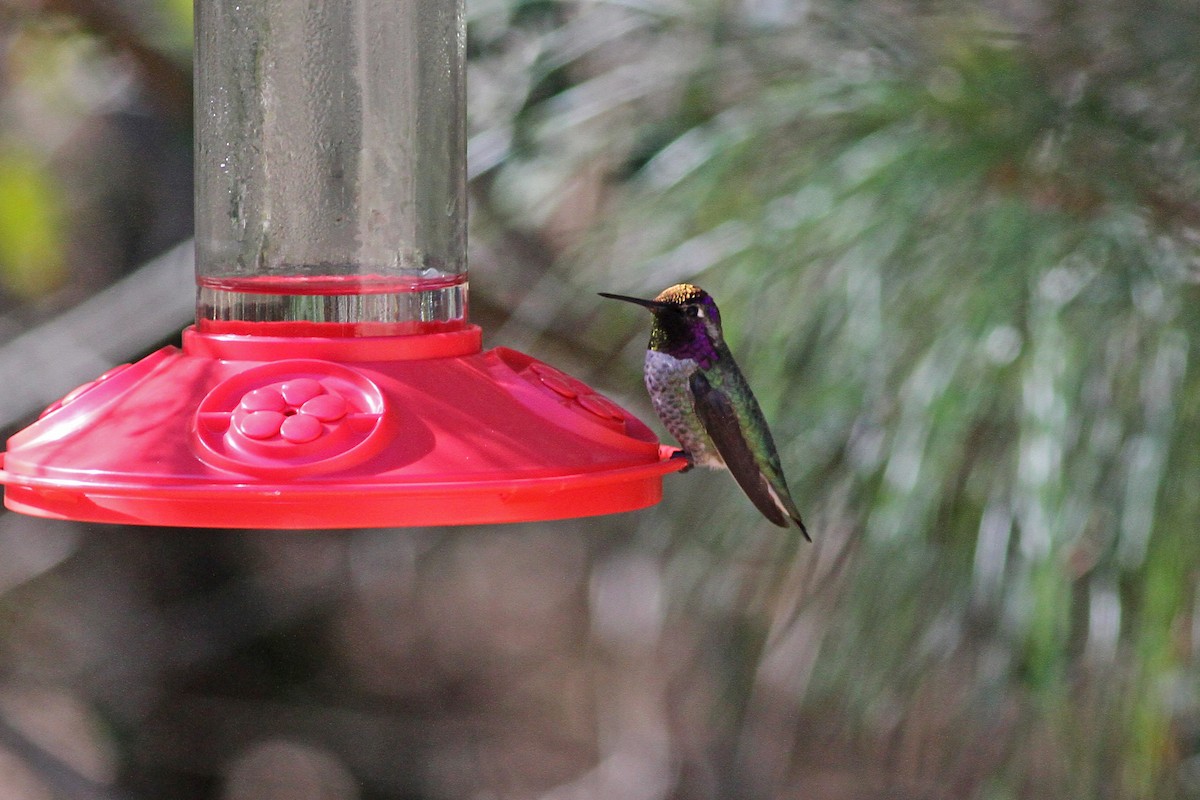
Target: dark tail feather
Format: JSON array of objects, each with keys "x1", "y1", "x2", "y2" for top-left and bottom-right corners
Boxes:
[{"x1": 791, "y1": 511, "x2": 811, "y2": 542}]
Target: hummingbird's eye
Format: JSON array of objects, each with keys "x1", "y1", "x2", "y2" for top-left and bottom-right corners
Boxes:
[{"x1": 686, "y1": 305, "x2": 701, "y2": 318}]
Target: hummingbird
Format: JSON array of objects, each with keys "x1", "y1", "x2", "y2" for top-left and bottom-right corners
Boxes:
[{"x1": 600, "y1": 284, "x2": 809, "y2": 539}]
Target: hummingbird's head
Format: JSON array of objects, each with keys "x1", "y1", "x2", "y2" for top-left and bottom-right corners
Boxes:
[{"x1": 599, "y1": 283, "x2": 724, "y2": 367}]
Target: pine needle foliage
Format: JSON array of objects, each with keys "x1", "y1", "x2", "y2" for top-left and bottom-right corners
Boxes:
[{"x1": 472, "y1": 0, "x2": 1200, "y2": 794}]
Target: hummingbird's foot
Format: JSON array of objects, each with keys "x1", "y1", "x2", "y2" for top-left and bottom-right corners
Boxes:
[{"x1": 670, "y1": 449, "x2": 695, "y2": 473}]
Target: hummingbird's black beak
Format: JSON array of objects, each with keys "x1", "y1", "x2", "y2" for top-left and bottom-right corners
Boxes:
[{"x1": 598, "y1": 292, "x2": 668, "y2": 311}]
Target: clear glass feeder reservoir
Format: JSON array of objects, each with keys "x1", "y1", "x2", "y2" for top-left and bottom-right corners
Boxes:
[
  {"x1": 195, "y1": 0, "x2": 468, "y2": 336},
  {"x1": 0, "y1": 0, "x2": 683, "y2": 528}
]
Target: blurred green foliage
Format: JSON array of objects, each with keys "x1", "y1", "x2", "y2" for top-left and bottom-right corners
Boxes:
[
  {"x1": 0, "y1": 1, "x2": 191, "y2": 312},
  {"x1": 0, "y1": 145, "x2": 67, "y2": 298},
  {"x1": 469, "y1": 1, "x2": 1200, "y2": 795}
]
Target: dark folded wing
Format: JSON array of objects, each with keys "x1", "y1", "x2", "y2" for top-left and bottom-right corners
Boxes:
[{"x1": 689, "y1": 371, "x2": 788, "y2": 527}]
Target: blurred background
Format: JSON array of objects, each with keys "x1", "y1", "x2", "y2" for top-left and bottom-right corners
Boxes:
[{"x1": 0, "y1": 0, "x2": 1198, "y2": 797}]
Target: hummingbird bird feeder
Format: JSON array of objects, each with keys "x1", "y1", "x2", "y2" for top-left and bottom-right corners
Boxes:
[{"x1": 0, "y1": 0, "x2": 683, "y2": 528}]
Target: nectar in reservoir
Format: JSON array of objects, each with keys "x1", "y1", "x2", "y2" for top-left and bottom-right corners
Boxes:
[{"x1": 196, "y1": 272, "x2": 468, "y2": 337}]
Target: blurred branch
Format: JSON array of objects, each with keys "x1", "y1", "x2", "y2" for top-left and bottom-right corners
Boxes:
[
  {"x1": 0, "y1": 711, "x2": 131, "y2": 800},
  {"x1": 0, "y1": 239, "x2": 192, "y2": 428}
]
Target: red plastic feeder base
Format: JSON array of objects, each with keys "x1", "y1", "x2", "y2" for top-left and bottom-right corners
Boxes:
[{"x1": 0, "y1": 325, "x2": 684, "y2": 528}]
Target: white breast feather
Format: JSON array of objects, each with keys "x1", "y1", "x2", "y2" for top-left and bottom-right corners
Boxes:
[{"x1": 644, "y1": 350, "x2": 724, "y2": 468}]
